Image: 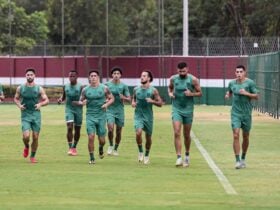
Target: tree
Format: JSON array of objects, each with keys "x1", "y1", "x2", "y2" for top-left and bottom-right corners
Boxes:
[{"x1": 0, "y1": 0, "x2": 49, "y2": 55}]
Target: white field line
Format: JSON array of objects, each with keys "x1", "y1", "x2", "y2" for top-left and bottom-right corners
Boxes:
[{"x1": 191, "y1": 131, "x2": 237, "y2": 195}]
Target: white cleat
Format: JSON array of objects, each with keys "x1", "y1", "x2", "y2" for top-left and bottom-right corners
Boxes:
[
  {"x1": 175, "y1": 157, "x2": 183, "y2": 167},
  {"x1": 88, "y1": 160, "x2": 95, "y2": 165},
  {"x1": 112, "y1": 150, "x2": 119, "y2": 156},
  {"x1": 107, "y1": 146, "x2": 113, "y2": 155},
  {"x1": 144, "y1": 156, "x2": 150, "y2": 165},
  {"x1": 138, "y1": 153, "x2": 144, "y2": 163},
  {"x1": 235, "y1": 161, "x2": 243, "y2": 169},
  {"x1": 183, "y1": 156, "x2": 190, "y2": 167},
  {"x1": 240, "y1": 160, "x2": 246, "y2": 168}
]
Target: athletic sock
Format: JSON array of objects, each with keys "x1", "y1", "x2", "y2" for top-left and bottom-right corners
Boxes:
[
  {"x1": 138, "y1": 145, "x2": 143, "y2": 153},
  {"x1": 30, "y1": 151, "x2": 36, "y2": 158},
  {"x1": 177, "y1": 155, "x2": 181, "y2": 159},
  {"x1": 145, "y1": 150, "x2": 150, "y2": 157},
  {"x1": 185, "y1": 152, "x2": 189, "y2": 156},
  {"x1": 99, "y1": 145, "x2": 104, "y2": 155},
  {"x1": 109, "y1": 140, "x2": 113, "y2": 147},
  {"x1": 24, "y1": 143, "x2": 29, "y2": 148},
  {"x1": 241, "y1": 153, "x2": 246, "y2": 160},
  {"x1": 89, "y1": 152, "x2": 95, "y2": 161},
  {"x1": 72, "y1": 142, "x2": 78, "y2": 148},
  {"x1": 114, "y1": 144, "x2": 119, "y2": 151},
  {"x1": 68, "y1": 142, "x2": 72, "y2": 148},
  {"x1": 235, "y1": 155, "x2": 240, "y2": 162}
]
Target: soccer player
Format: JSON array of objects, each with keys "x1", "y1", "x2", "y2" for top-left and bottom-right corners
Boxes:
[
  {"x1": 0, "y1": 83, "x2": 4, "y2": 102},
  {"x1": 105, "y1": 66, "x2": 131, "y2": 156},
  {"x1": 14, "y1": 68, "x2": 49, "y2": 163},
  {"x1": 225, "y1": 65, "x2": 259, "y2": 169},
  {"x1": 131, "y1": 70, "x2": 163, "y2": 165},
  {"x1": 168, "y1": 62, "x2": 202, "y2": 167},
  {"x1": 58, "y1": 70, "x2": 84, "y2": 156},
  {"x1": 79, "y1": 70, "x2": 114, "y2": 164}
]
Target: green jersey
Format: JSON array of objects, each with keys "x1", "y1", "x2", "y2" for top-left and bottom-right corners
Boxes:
[
  {"x1": 171, "y1": 74, "x2": 195, "y2": 116},
  {"x1": 65, "y1": 83, "x2": 83, "y2": 112},
  {"x1": 84, "y1": 84, "x2": 106, "y2": 119},
  {"x1": 134, "y1": 86, "x2": 155, "y2": 121},
  {"x1": 105, "y1": 81, "x2": 130, "y2": 116},
  {"x1": 228, "y1": 78, "x2": 258, "y2": 116},
  {"x1": 20, "y1": 84, "x2": 41, "y2": 114}
]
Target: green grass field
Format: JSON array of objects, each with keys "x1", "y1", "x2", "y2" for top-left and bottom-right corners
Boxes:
[{"x1": 0, "y1": 104, "x2": 280, "y2": 210}]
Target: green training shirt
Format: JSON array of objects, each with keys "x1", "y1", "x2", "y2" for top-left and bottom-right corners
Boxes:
[
  {"x1": 228, "y1": 78, "x2": 258, "y2": 116},
  {"x1": 134, "y1": 86, "x2": 155, "y2": 122},
  {"x1": 84, "y1": 84, "x2": 106, "y2": 119},
  {"x1": 171, "y1": 74, "x2": 194, "y2": 116},
  {"x1": 105, "y1": 81, "x2": 130, "y2": 115}
]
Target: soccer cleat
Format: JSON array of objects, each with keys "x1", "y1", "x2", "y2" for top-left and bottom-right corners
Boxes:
[
  {"x1": 144, "y1": 156, "x2": 150, "y2": 165},
  {"x1": 183, "y1": 156, "x2": 190, "y2": 167},
  {"x1": 112, "y1": 150, "x2": 119, "y2": 156},
  {"x1": 67, "y1": 148, "x2": 73, "y2": 155},
  {"x1": 240, "y1": 160, "x2": 246, "y2": 168},
  {"x1": 88, "y1": 160, "x2": 95, "y2": 164},
  {"x1": 138, "y1": 152, "x2": 144, "y2": 162},
  {"x1": 30, "y1": 157, "x2": 38, "y2": 164},
  {"x1": 23, "y1": 147, "x2": 29, "y2": 158},
  {"x1": 71, "y1": 148, "x2": 77, "y2": 156},
  {"x1": 175, "y1": 157, "x2": 183, "y2": 167},
  {"x1": 99, "y1": 152, "x2": 105, "y2": 159},
  {"x1": 235, "y1": 161, "x2": 243, "y2": 169},
  {"x1": 107, "y1": 146, "x2": 113, "y2": 155}
]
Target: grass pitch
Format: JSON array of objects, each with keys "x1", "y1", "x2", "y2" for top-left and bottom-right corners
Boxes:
[{"x1": 0, "y1": 104, "x2": 280, "y2": 210}]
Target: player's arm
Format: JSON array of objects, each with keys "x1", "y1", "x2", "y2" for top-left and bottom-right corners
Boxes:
[
  {"x1": 14, "y1": 86, "x2": 25, "y2": 110},
  {"x1": 131, "y1": 87, "x2": 137, "y2": 108},
  {"x1": 146, "y1": 88, "x2": 163, "y2": 107},
  {"x1": 186, "y1": 76, "x2": 202, "y2": 97},
  {"x1": 35, "y1": 87, "x2": 49, "y2": 110},
  {"x1": 239, "y1": 82, "x2": 259, "y2": 100},
  {"x1": 168, "y1": 76, "x2": 175, "y2": 98},
  {"x1": 0, "y1": 91, "x2": 4, "y2": 101},
  {"x1": 120, "y1": 86, "x2": 131, "y2": 103},
  {"x1": 225, "y1": 82, "x2": 233, "y2": 99},
  {"x1": 57, "y1": 86, "x2": 66, "y2": 104},
  {"x1": 102, "y1": 87, "x2": 114, "y2": 109}
]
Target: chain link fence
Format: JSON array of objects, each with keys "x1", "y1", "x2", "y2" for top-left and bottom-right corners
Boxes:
[{"x1": 1, "y1": 37, "x2": 279, "y2": 57}]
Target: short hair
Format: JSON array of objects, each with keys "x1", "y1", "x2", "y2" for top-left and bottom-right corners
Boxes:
[
  {"x1": 88, "y1": 70, "x2": 100, "y2": 76},
  {"x1": 111, "y1": 66, "x2": 123, "y2": 75},
  {"x1": 69, "y1": 70, "x2": 78, "y2": 74},
  {"x1": 143, "y1": 70, "x2": 153, "y2": 82},
  {"x1": 236, "y1": 65, "x2": 246, "y2": 71},
  {"x1": 177, "y1": 62, "x2": 188, "y2": 69},
  {"x1": 25, "y1": 68, "x2": 36, "y2": 74}
]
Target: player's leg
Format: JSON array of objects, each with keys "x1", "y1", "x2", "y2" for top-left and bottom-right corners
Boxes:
[
  {"x1": 66, "y1": 122, "x2": 74, "y2": 154},
  {"x1": 107, "y1": 122, "x2": 114, "y2": 155},
  {"x1": 233, "y1": 128, "x2": 242, "y2": 168},
  {"x1": 113, "y1": 125, "x2": 122, "y2": 155},
  {"x1": 183, "y1": 123, "x2": 192, "y2": 167},
  {"x1": 70, "y1": 125, "x2": 81, "y2": 156},
  {"x1": 97, "y1": 118, "x2": 106, "y2": 159},
  {"x1": 22, "y1": 130, "x2": 30, "y2": 158},
  {"x1": 30, "y1": 131, "x2": 39, "y2": 163},
  {"x1": 144, "y1": 133, "x2": 152, "y2": 164},
  {"x1": 136, "y1": 128, "x2": 144, "y2": 162},
  {"x1": 88, "y1": 133, "x2": 95, "y2": 164},
  {"x1": 173, "y1": 121, "x2": 183, "y2": 166}
]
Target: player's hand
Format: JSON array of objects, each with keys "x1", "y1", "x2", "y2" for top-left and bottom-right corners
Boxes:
[
  {"x1": 146, "y1": 98, "x2": 154, "y2": 104},
  {"x1": 131, "y1": 101, "x2": 137, "y2": 108},
  {"x1": 184, "y1": 89, "x2": 193, "y2": 97},
  {"x1": 239, "y1": 89, "x2": 248, "y2": 95},
  {"x1": 19, "y1": 104, "x2": 26, "y2": 110},
  {"x1": 101, "y1": 103, "x2": 108, "y2": 111},
  {"x1": 34, "y1": 103, "x2": 41, "y2": 110},
  {"x1": 57, "y1": 98, "x2": 63, "y2": 104},
  {"x1": 168, "y1": 92, "x2": 175, "y2": 99}
]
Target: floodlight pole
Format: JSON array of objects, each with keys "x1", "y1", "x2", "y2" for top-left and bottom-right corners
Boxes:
[{"x1": 183, "y1": 0, "x2": 189, "y2": 56}]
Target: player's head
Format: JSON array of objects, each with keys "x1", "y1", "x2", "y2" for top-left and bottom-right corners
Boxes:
[
  {"x1": 141, "y1": 70, "x2": 153, "y2": 84},
  {"x1": 88, "y1": 70, "x2": 100, "y2": 84},
  {"x1": 111, "y1": 66, "x2": 123, "y2": 80},
  {"x1": 177, "y1": 62, "x2": 188, "y2": 78},
  {"x1": 235, "y1": 65, "x2": 246, "y2": 79},
  {"x1": 69, "y1": 70, "x2": 78, "y2": 83},
  {"x1": 25, "y1": 68, "x2": 36, "y2": 83}
]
